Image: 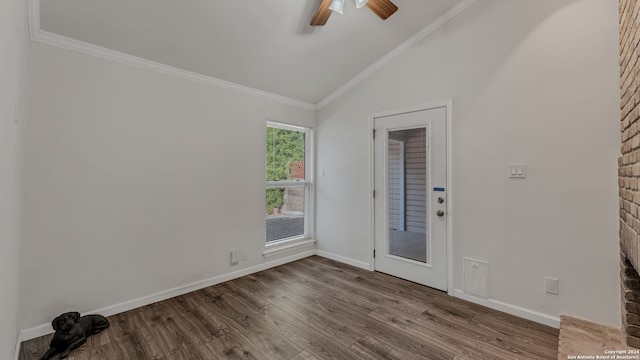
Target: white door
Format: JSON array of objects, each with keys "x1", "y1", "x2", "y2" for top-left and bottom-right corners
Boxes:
[{"x1": 374, "y1": 106, "x2": 447, "y2": 291}]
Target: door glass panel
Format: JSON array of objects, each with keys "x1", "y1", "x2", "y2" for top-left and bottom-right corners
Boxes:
[{"x1": 388, "y1": 128, "x2": 428, "y2": 263}]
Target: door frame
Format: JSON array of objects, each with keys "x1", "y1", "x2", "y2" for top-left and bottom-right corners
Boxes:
[{"x1": 368, "y1": 99, "x2": 453, "y2": 296}]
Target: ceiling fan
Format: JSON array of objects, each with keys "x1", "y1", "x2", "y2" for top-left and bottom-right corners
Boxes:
[{"x1": 310, "y1": 0, "x2": 398, "y2": 26}]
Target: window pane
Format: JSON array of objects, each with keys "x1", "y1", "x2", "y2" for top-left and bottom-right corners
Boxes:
[
  {"x1": 388, "y1": 127, "x2": 428, "y2": 263},
  {"x1": 266, "y1": 127, "x2": 306, "y2": 181},
  {"x1": 266, "y1": 186, "x2": 305, "y2": 243}
]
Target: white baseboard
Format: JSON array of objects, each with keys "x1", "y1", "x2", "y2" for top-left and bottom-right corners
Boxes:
[
  {"x1": 308, "y1": 255, "x2": 560, "y2": 329},
  {"x1": 19, "y1": 250, "x2": 315, "y2": 342},
  {"x1": 453, "y1": 289, "x2": 560, "y2": 328},
  {"x1": 314, "y1": 250, "x2": 372, "y2": 270},
  {"x1": 15, "y1": 251, "x2": 561, "y2": 354}
]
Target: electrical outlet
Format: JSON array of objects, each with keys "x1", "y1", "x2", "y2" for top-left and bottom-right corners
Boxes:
[
  {"x1": 508, "y1": 163, "x2": 526, "y2": 179},
  {"x1": 230, "y1": 250, "x2": 240, "y2": 265},
  {"x1": 545, "y1": 277, "x2": 558, "y2": 295}
]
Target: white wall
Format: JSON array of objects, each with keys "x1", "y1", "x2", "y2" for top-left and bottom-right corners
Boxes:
[
  {"x1": 20, "y1": 43, "x2": 315, "y2": 331},
  {"x1": 316, "y1": 0, "x2": 620, "y2": 326},
  {"x1": 0, "y1": 0, "x2": 28, "y2": 356}
]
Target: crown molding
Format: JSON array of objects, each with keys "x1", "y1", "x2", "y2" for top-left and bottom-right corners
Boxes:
[
  {"x1": 315, "y1": 0, "x2": 478, "y2": 110},
  {"x1": 27, "y1": 0, "x2": 477, "y2": 112},
  {"x1": 26, "y1": 0, "x2": 317, "y2": 111}
]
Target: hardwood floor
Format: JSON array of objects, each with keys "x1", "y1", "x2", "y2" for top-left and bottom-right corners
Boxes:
[
  {"x1": 19, "y1": 256, "x2": 559, "y2": 360},
  {"x1": 558, "y1": 315, "x2": 634, "y2": 359}
]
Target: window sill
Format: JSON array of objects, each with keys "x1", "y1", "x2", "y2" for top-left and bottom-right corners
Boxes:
[{"x1": 263, "y1": 238, "x2": 316, "y2": 258}]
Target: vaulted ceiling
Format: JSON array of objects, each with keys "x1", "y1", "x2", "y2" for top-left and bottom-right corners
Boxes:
[{"x1": 37, "y1": 0, "x2": 468, "y2": 106}]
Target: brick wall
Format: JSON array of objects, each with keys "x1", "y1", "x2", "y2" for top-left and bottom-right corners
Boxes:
[
  {"x1": 620, "y1": 0, "x2": 640, "y2": 347},
  {"x1": 621, "y1": 0, "x2": 640, "y2": 281}
]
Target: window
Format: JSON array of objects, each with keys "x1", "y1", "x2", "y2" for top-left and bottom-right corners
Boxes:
[{"x1": 265, "y1": 122, "x2": 312, "y2": 245}]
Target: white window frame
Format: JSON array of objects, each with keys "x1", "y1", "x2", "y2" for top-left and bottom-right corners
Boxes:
[{"x1": 264, "y1": 121, "x2": 315, "y2": 255}]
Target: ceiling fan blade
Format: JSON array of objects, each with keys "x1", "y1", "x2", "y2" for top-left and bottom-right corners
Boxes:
[
  {"x1": 366, "y1": 0, "x2": 398, "y2": 20},
  {"x1": 310, "y1": 0, "x2": 333, "y2": 26}
]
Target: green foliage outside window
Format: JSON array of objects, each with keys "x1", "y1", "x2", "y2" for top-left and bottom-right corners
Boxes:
[
  {"x1": 266, "y1": 126, "x2": 305, "y2": 213},
  {"x1": 266, "y1": 188, "x2": 284, "y2": 214}
]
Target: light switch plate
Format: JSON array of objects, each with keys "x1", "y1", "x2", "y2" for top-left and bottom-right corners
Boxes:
[{"x1": 508, "y1": 163, "x2": 526, "y2": 179}]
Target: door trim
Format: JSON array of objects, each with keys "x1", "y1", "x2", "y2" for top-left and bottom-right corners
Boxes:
[{"x1": 368, "y1": 100, "x2": 453, "y2": 295}]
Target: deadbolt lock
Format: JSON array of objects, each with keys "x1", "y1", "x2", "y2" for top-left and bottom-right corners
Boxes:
[
  {"x1": 437, "y1": 197, "x2": 444, "y2": 204},
  {"x1": 436, "y1": 210, "x2": 445, "y2": 217}
]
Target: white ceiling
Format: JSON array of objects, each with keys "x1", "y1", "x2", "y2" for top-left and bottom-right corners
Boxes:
[{"x1": 38, "y1": 0, "x2": 463, "y2": 105}]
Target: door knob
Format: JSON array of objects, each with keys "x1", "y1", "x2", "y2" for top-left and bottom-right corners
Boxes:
[
  {"x1": 436, "y1": 210, "x2": 445, "y2": 217},
  {"x1": 437, "y1": 197, "x2": 444, "y2": 204}
]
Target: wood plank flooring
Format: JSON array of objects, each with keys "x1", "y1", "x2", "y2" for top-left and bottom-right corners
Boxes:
[
  {"x1": 19, "y1": 256, "x2": 559, "y2": 360},
  {"x1": 557, "y1": 315, "x2": 634, "y2": 360}
]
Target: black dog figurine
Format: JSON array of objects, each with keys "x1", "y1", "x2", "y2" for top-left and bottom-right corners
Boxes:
[{"x1": 39, "y1": 312, "x2": 109, "y2": 360}]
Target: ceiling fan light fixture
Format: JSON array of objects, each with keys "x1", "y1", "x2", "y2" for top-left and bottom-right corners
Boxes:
[
  {"x1": 329, "y1": 0, "x2": 345, "y2": 14},
  {"x1": 354, "y1": 0, "x2": 369, "y2": 8}
]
